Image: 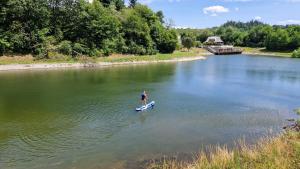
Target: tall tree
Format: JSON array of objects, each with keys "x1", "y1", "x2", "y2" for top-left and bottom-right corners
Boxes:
[
  {"x1": 129, "y1": 0, "x2": 136, "y2": 8},
  {"x1": 99, "y1": 0, "x2": 112, "y2": 7},
  {"x1": 114, "y1": 0, "x2": 124, "y2": 11},
  {"x1": 156, "y1": 10, "x2": 164, "y2": 24}
]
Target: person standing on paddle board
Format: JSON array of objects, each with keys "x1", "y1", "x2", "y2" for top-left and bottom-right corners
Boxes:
[{"x1": 141, "y1": 91, "x2": 148, "y2": 106}]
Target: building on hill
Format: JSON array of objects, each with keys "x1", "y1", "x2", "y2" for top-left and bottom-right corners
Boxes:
[
  {"x1": 204, "y1": 36, "x2": 242, "y2": 55},
  {"x1": 204, "y1": 36, "x2": 224, "y2": 46}
]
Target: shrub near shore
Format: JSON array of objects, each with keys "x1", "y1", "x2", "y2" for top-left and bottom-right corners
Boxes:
[
  {"x1": 292, "y1": 48, "x2": 300, "y2": 58},
  {"x1": 147, "y1": 109, "x2": 300, "y2": 169},
  {"x1": 146, "y1": 131, "x2": 300, "y2": 169}
]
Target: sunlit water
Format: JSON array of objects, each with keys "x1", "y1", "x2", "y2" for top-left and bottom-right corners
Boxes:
[{"x1": 0, "y1": 55, "x2": 300, "y2": 169}]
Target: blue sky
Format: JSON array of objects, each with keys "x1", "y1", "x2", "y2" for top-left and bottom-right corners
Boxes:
[{"x1": 134, "y1": 0, "x2": 300, "y2": 28}]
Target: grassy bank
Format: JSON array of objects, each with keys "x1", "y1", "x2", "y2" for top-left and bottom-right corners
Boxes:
[
  {"x1": 97, "y1": 48, "x2": 208, "y2": 62},
  {"x1": 147, "y1": 131, "x2": 300, "y2": 169},
  {"x1": 0, "y1": 48, "x2": 209, "y2": 65},
  {"x1": 242, "y1": 47, "x2": 293, "y2": 57}
]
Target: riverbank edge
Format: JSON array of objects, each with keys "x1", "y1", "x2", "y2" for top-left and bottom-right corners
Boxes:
[
  {"x1": 244, "y1": 52, "x2": 292, "y2": 57},
  {"x1": 146, "y1": 116, "x2": 300, "y2": 169},
  {"x1": 147, "y1": 131, "x2": 300, "y2": 169},
  {"x1": 0, "y1": 56, "x2": 206, "y2": 71},
  {"x1": 240, "y1": 47, "x2": 293, "y2": 57}
]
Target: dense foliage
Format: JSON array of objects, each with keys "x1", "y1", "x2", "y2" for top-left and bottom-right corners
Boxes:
[
  {"x1": 0, "y1": 0, "x2": 178, "y2": 57},
  {"x1": 177, "y1": 20, "x2": 300, "y2": 52},
  {"x1": 292, "y1": 48, "x2": 300, "y2": 58},
  {"x1": 180, "y1": 33, "x2": 195, "y2": 50}
]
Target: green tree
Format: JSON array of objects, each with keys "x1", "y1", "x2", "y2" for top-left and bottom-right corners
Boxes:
[
  {"x1": 181, "y1": 36, "x2": 194, "y2": 51},
  {"x1": 292, "y1": 48, "x2": 300, "y2": 58},
  {"x1": 129, "y1": 0, "x2": 137, "y2": 8},
  {"x1": 114, "y1": 0, "x2": 125, "y2": 11},
  {"x1": 151, "y1": 22, "x2": 177, "y2": 53},
  {"x1": 0, "y1": 38, "x2": 10, "y2": 56},
  {"x1": 122, "y1": 13, "x2": 155, "y2": 55},
  {"x1": 2, "y1": 0, "x2": 50, "y2": 53},
  {"x1": 58, "y1": 40, "x2": 72, "y2": 55},
  {"x1": 156, "y1": 11, "x2": 164, "y2": 24},
  {"x1": 196, "y1": 29, "x2": 214, "y2": 43},
  {"x1": 247, "y1": 25, "x2": 272, "y2": 47},
  {"x1": 265, "y1": 29, "x2": 290, "y2": 50},
  {"x1": 99, "y1": 0, "x2": 112, "y2": 7}
]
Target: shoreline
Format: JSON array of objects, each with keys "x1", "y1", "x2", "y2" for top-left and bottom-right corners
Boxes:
[
  {"x1": 243, "y1": 52, "x2": 291, "y2": 57},
  {"x1": 0, "y1": 56, "x2": 206, "y2": 72},
  {"x1": 241, "y1": 47, "x2": 293, "y2": 57}
]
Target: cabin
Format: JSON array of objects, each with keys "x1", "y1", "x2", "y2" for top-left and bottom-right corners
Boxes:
[
  {"x1": 204, "y1": 36, "x2": 224, "y2": 46},
  {"x1": 204, "y1": 36, "x2": 242, "y2": 55}
]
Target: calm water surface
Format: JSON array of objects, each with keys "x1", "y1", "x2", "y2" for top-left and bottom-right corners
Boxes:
[{"x1": 0, "y1": 55, "x2": 300, "y2": 169}]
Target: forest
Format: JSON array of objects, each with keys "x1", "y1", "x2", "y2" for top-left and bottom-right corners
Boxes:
[
  {"x1": 177, "y1": 20, "x2": 300, "y2": 55},
  {"x1": 1, "y1": 0, "x2": 300, "y2": 58},
  {"x1": 0, "y1": 0, "x2": 178, "y2": 57}
]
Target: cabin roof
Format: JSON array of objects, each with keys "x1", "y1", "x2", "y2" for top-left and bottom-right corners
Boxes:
[{"x1": 205, "y1": 36, "x2": 224, "y2": 43}]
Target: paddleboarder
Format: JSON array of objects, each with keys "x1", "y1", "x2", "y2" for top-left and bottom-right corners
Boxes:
[{"x1": 141, "y1": 91, "x2": 148, "y2": 106}]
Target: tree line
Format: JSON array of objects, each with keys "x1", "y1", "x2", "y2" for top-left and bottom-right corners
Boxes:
[
  {"x1": 0, "y1": 0, "x2": 178, "y2": 57},
  {"x1": 177, "y1": 20, "x2": 300, "y2": 53}
]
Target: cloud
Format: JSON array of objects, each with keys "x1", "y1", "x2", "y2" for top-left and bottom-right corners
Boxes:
[
  {"x1": 235, "y1": 7, "x2": 239, "y2": 11},
  {"x1": 278, "y1": 19, "x2": 300, "y2": 25},
  {"x1": 203, "y1": 6, "x2": 229, "y2": 16},
  {"x1": 254, "y1": 16, "x2": 262, "y2": 20}
]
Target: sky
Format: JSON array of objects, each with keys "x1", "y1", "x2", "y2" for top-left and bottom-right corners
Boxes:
[{"x1": 133, "y1": 0, "x2": 300, "y2": 28}]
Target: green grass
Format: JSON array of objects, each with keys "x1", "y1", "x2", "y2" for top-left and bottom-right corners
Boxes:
[
  {"x1": 0, "y1": 53, "x2": 78, "y2": 65},
  {"x1": 147, "y1": 131, "x2": 300, "y2": 169},
  {"x1": 97, "y1": 48, "x2": 207, "y2": 63},
  {"x1": 241, "y1": 47, "x2": 293, "y2": 57},
  {"x1": 0, "y1": 48, "x2": 208, "y2": 65}
]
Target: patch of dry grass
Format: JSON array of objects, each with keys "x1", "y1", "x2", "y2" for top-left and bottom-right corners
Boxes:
[
  {"x1": 147, "y1": 131, "x2": 300, "y2": 169},
  {"x1": 0, "y1": 55, "x2": 35, "y2": 65}
]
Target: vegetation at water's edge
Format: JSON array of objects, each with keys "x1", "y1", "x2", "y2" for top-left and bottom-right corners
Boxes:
[
  {"x1": 0, "y1": 0, "x2": 178, "y2": 57},
  {"x1": 0, "y1": 48, "x2": 208, "y2": 65},
  {"x1": 241, "y1": 47, "x2": 293, "y2": 57},
  {"x1": 97, "y1": 48, "x2": 207, "y2": 62},
  {"x1": 146, "y1": 131, "x2": 300, "y2": 169},
  {"x1": 146, "y1": 109, "x2": 300, "y2": 169},
  {"x1": 292, "y1": 48, "x2": 300, "y2": 58},
  {"x1": 295, "y1": 108, "x2": 300, "y2": 115}
]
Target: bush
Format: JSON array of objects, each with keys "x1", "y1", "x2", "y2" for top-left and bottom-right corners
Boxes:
[
  {"x1": 181, "y1": 37, "x2": 194, "y2": 50},
  {"x1": 0, "y1": 38, "x2": 10, "y2": 56},
  {"x1": 195, "y1": 41, "x2": 202, "y2": 48},
  {"x1": 88, "y1": 48, "x2": 102, "y2": 57},
  {"x1": 72, "y1": 43, "x2": 87, "y2": 56},
  {"x1": 292, "y1": 48, "x2": 300, "y2": 58},
  {"x1": 58, "y1": 41, "x2": 72, "y2": 55},
  {"x1": 34, "y1": 29, "x2": 56, "y2": 58},
  {"x1": 157, "y1": 29, "x2": 177, "y2": 54}
]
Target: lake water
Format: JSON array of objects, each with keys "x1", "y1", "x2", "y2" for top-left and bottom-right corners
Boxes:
[{"x1": 0, "y1": 55, "x2": 300, "y2": 169}]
